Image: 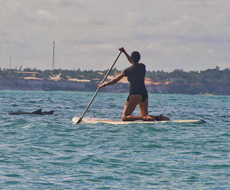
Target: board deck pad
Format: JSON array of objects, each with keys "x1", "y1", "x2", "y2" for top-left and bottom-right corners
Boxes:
[{"x1": 72, "y1": 117, "x2": 206, "y2": 125}]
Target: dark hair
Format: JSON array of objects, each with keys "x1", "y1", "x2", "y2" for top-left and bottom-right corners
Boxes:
[{"x1": 131, "y1": 51, "x2": 141, "y2": 64}]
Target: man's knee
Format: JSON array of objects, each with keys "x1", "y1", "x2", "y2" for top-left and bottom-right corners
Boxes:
[{"x1": 122, "y1": 115, "x2": 127, "y2": 121}]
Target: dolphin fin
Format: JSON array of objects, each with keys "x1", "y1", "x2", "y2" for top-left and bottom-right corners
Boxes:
[
  {"x1": 42, "y1": 110, "x2": 54, "y2": 115},
  {"x1": 32, "y1": 109, "x2": 42, "y2": 114}
]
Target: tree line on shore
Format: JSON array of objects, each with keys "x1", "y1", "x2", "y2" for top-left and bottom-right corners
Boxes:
[{"x1": 0, "y1": 66, "x2": 229, "y2": 85}]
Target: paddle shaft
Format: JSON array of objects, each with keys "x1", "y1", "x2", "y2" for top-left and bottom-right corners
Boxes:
[{"x1": 77, "y1": 52, "x2": 122, "y2": 123}]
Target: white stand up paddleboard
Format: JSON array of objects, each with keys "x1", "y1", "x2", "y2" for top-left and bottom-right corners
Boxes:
[{"x1": 72, "y1": 117, "x2": 206, "y2": 125}]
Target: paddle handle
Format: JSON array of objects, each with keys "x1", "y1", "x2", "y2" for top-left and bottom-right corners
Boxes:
[
  {"x1": 77, "y1": 51, "x2": 122, "y2": 124},
  {"x1": 100, "y1": 51, "x2": 122, "y2": 84}
]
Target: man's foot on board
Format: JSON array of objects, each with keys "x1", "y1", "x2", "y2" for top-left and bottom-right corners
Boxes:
[
  {"x1": 142, "y1": 115, "x2": 155, "y2": 121},
  {"x1": 158, "y1": 114, "x2": 170, "y2": 121}
]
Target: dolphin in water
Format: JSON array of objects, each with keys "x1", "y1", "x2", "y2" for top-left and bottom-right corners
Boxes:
[{"x1": 8, "y1": 109, "x2": 54, "y2": 115}]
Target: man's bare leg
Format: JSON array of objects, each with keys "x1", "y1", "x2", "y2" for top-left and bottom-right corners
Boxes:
[{"x1": 122, "y1": 95, "x2": 143, "y2": 121}]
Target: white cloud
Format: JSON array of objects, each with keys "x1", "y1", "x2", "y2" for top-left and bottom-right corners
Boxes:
[
  {"x1": 125, "y1": 12, "x2": 143, "y2": 28},
  {"x1": 73, "y1": 43, "x2": 117, "y2": 53},
  {"x1": 207, "y1": 49, "x2": 214, "y2": 55},
  {"x1": 6, "y1": 2, "x2": 20, "y2": 9},
  {"x1": 147, "y1": 43, "x2": 163, "y2": 51},
  {"x1": 35, "y1": 9, "x2": 57, "y2": 20},
  {"x1": 41, "y1": 0, "x2": 84, "y2": 6}
]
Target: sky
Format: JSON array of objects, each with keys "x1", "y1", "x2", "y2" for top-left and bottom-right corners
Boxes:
[{"x1": 1, "y1": 0, "x2": 230, "y2": 72}]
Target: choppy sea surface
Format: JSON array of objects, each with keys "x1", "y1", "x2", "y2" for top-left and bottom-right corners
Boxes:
[{"x1": 0, "y1": 90, "x2": 229, "y2": 189}]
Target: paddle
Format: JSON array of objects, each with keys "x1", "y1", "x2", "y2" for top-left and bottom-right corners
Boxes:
[{"x1": 76, "y1": 51, "x2": 122, "y2": 124}]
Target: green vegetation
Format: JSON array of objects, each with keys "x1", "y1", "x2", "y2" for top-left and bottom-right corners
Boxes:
[
  {"x1": 0, "y1": 66, "x2": 229, "y2": 85},
  {"x1": 145, "y1": 66, "x2": 230, "y2": 85}
]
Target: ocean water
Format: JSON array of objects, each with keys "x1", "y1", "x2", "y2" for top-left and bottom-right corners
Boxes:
[{"x1": 0, "y1": 90, "x2": 229, "y2": 189}]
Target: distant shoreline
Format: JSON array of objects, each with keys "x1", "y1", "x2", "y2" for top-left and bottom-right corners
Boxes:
[{"x1": 0, "y1": 76, "x2": 229, "y2": 95}]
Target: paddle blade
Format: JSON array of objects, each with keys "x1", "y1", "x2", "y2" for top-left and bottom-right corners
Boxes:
[
  {"x1": 72, "y1": 117, "x2": 82, "y2": 124},
  {"x1": 77, "y1": 118, "x2": 82, "y2": 124}
]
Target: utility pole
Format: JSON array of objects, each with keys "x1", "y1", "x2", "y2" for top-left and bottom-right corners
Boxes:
[
  {"x1": 52, "y1": 41, "x2": 55, "y2": 70},
  {"x1": 10, "y1": 56, "x2": 11, "y2": 69}
]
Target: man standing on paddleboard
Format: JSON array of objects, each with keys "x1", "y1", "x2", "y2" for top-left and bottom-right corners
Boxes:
[{"x1": 98, "y1": 47, "x2": 170, "y2": 121}]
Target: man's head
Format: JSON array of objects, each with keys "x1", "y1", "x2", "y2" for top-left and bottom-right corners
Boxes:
[{"x1": 131, "y1": 51, "x2": 141, "y2": 63}]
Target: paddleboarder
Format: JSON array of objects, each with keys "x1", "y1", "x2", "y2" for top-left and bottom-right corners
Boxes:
[{"x1": 98, "y1": 47, "x2": 170, "y2": 121}]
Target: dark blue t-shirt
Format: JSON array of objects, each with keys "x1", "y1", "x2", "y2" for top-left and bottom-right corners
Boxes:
[{"x1": 124, "y1": 63, "x2": 147, "y2": 95}]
